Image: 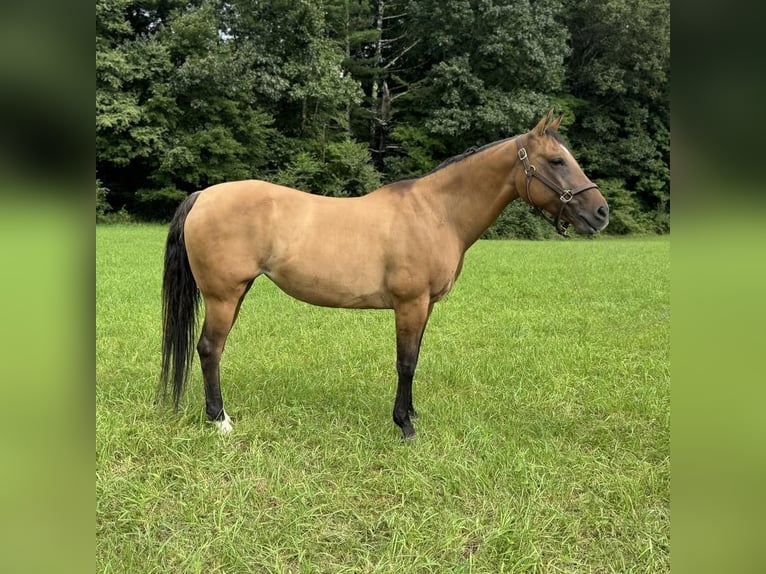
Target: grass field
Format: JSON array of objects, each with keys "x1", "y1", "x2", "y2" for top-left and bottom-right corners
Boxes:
[{"x1": 96, "y1": 225, "x2": 669, "y2": 573}]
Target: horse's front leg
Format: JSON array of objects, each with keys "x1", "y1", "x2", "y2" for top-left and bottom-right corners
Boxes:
[{"x1": 392, "y1": 297, "x2": 433, "y2": 440}]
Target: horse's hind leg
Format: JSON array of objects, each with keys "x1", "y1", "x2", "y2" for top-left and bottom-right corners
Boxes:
[{"x1": 198, "y1": 280, "x2": 254, "y2": 433}]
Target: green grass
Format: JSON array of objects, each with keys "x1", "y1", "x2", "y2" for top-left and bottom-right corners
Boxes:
[{"x1": 96, "y1": 225, "x2": 669, "y2": 573}]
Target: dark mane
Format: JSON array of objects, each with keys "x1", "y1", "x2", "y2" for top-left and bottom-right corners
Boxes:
[
  {"x1": 421, "y1": 136, "x2": 517, "y2": 177},
  {"x1": 413, "y1": 128, "x2": 568, "y2": 180}
]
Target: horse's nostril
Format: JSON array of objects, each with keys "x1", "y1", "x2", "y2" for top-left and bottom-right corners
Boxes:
[{"x1": 596, "y1": 204, "x2": 609, "y2": 219}]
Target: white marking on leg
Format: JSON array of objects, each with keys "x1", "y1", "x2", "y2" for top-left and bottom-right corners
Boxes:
[{"x1": 214, "y1": 410, "x2": 233, "y2": 434}]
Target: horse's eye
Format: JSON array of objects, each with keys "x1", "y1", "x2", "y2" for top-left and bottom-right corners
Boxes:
[{"x1": 549, "y1": 157, "x2": 565, "y2": 166}]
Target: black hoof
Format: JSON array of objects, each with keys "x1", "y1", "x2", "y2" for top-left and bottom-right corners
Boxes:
[{"x1": 401, "y1": 424, "x2": 417, "y2": 442}]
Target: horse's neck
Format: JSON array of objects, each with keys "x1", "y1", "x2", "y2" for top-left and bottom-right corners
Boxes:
[{"x1": 420, "y1": 141, "x2": 522, "y2": 248}]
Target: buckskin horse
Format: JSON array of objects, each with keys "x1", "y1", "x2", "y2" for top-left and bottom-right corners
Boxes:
[{"x1": 160, "y1": 111, "x2": 609, "y2": 439}]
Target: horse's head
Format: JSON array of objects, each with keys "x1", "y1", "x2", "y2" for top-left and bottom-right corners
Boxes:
[{"x1": 515, "y1": 111, "x2": 609, "y2": 236}]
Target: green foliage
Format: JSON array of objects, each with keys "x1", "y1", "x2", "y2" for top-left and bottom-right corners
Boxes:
[
  {"x1": 96, "y1": 179, "x2": 109, "y2": 219},
  {"x1": 564, "y1": 0, "x2": 670, "y2": 230},
  {"x1": 402, "y1": 0, "x2": 569, "y2": 147},
  {"x1": 98, "y1": 207, "x2": 135, "y2": 225},
  {"x1": 277, "y1": 139, "x2": 381, "y2": 197},
  {"x1": 275, "y1": 151, "x2": 324, "y2": 192},
  {"x1": 382, "y1": 125, "x2": 444, "y2": 182},
  {"x1": 95, "y1": 0, "x2": 669, "y2": 232},
  {"x1": 483, "y1": 202, "x2": 558, "y2": 240},
  {"x1": 322, "y1": 139, "x2": 382, "y2": 197},
  {"x1": 595, "y1": 178, "x2": 654, "y2": 235},
  {"x1": 96, "y1": 178, "x2": 134, "y2": 224},
  {"x1": 134, "y1": 187, "x2": 187, "y2": 221},
  {"x1": 284, "y1": 34, "x2": 364, "y2": 135}
]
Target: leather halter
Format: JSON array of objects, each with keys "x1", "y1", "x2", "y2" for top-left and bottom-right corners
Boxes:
[{"x1": 516, "y1": 136, "x2": 599, "y2": 236}]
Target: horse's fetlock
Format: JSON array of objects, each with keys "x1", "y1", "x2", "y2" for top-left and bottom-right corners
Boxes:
[
  {"x1": 392, "y1": 408, "x2": 410, "y2": 428},
  {"x1": 206, "y1": 404, "x2": 224, "y2": 421}
]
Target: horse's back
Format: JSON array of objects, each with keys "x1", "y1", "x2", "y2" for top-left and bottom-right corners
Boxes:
[
  {"x1": 187, "y1": 179, "x2": 391, "y2": 246},
  {"x1": 183, "y1": 180, "x2": 394, "y2": 306}
]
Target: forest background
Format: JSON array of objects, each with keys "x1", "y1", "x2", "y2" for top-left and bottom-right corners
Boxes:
[{"x1": 96, "y1": 0, "x2": 669, "y2": 238}]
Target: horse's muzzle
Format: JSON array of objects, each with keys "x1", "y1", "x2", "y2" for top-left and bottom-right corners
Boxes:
[{"x1": 570, "y1": 201, "x2": 609, "y2": 235}]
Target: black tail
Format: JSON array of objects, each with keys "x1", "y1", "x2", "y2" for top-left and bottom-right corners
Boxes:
[{"x1": 160, "y1": 192, "x2": 201, "y2": 407}]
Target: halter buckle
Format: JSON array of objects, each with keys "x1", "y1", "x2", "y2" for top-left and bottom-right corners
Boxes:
[
  {"x1": 560, "y1": 190, "x2": 573, "y2": 203},
  {"x1": 517, "y1": 147, "x2": 528, "y2": 161}
]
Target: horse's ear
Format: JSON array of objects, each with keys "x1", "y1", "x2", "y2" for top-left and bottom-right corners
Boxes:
[
  {"x1": 532, "y1": 111, "x2": 551, "y2": 136},
  {"x1": 548, "y1": 115, "x2": 562, "y2": 132}
]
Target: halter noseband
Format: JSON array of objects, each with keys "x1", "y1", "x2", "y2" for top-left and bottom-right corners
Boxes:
[{"x1": 516, "y1": 136, "x2": 599, "y2": 237}]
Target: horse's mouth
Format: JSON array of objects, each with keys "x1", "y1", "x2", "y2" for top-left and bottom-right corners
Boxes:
[
  {"x1": 568, "y1": 214, "x2": 607, "y2": 236},
  {"x1": 581, "y1": 223, "x2": 598, "y2": 235}
]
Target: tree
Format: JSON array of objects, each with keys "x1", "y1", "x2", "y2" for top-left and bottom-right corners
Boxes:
[
  {"x1": 96, "y1": 0, "x2": 670, "y2": 235},
  {"x1": 563, "y1": 0, "x2": 670, "y2": 232},
  {"x1": 97, "y1": 0, "x2": 281, "y2": 216},
  {"x1": 379, "y1": 0, "x2": 570, "y2": 176},
  {"x1": 96, "y1": 0, "x2": 178, "y2": 202}
]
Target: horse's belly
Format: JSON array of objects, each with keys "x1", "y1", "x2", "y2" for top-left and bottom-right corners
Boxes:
[{"x1": 265, "y1": 265, "x2": 390, "y2": 309}]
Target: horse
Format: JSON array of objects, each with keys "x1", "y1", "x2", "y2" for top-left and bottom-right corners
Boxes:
[{"x1": 159, "y1": 111, "x2": 609, "y2": 440}]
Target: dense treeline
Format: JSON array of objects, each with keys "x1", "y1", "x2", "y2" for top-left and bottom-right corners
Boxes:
[{"x1": 96, "y1": 0, "x2": 669, "y2": 236}]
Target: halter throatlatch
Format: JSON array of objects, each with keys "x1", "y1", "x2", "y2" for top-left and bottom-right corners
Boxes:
[{"x1": 516, "y1": 137, "x2": 599, "y2": 237}]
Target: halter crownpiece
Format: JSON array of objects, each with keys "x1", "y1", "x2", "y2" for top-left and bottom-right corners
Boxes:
[{"x1": 516, "y1": 136, "x2": 599, "y2": 236}]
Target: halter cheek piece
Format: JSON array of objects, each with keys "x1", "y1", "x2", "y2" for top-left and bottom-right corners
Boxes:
[{"x1": 516, "y1": 136, "x2": 599, "y2": 237}]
